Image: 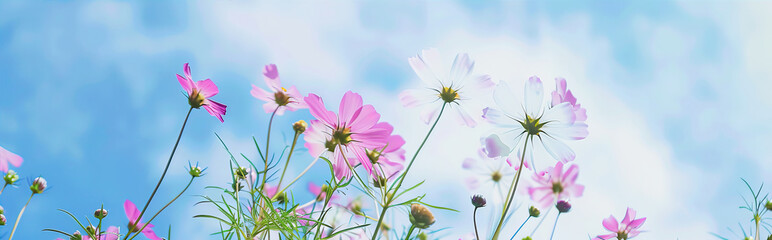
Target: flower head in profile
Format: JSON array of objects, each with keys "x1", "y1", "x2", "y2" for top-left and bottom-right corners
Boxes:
[
  {"x1": 0, "y1": 146, "x2": 22, "y2": 173},
  {"x1": 176, "y1": 63, "x2": 227, "y2": 122},
  {"x1": 527, "y1": 161, "x2": 584, "y2": 208},
  {"x1": 592, "y1": 208, "x2": 646, "y2": 240},
  {"x1": 303, "y1": 91, "x2": 391, "y2": 180},
  {"x1": 251, "y1": 64, "x2": 307, "y2": 115},
  {"x1": 483, "y1": 77, "x2": 588, "y2": 167},
  {"x1": 124, "y1": 200, "x2": 162, "y2": 240},
  {"x1": 399, "y1": 48, "x2": 493, "y2": 127}
]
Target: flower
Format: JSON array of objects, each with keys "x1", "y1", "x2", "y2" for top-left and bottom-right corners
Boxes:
[
  {"x1": 528, "y1": 206, "x2": 541, "y2": 217},
  {"x1": 293, "y1": 120, "x2": 308, "y2": 134},
  {"x1": 592, "y1": 208, "x2": 646, "y2": 240},
  {"x1": 399, "y1": 48, "x2": 494, "y2": 127},
  {"x1": 94, "y1": 208, "x2": 108, "y2": 219},
  {"x1": 3, "y1": 170, "x2": 18, "y2": 185},
  {"x1": 250, "y1": 64, "x2": 307, "y2": 115},
  {"x1": 556, "y1": 200, "x2": 572, "y2": 213},
  {"x1": 124, "y1": 200, "x2": 162, "y2": 240},
  {"x1": 462, "y1": 147, "x2": 516, "y2": 203},
  {"x1": 303, "y1": 91, "x2": 392, "y2": 179},
  {"x1": 483, "y1": 77, "x2": 588, "y2": 167},
  {"x1": 176, "y1": 63, "x2": 227, "y2": 122},
  {"x1": 551, "y1": 78, "x2": 587, "y2": 122},
  {"x1": 0, "y1": 146, "x2": 23, "y2": 173},
  {"x1": 527, "y1": 161, "x2": 584, "y2": 208},
  {"x1": 308, "y1": 182, "x2": 337, "y2": 202},
  {"x1": 366, "y1": 134, "x2": 406, "y2": 180},
  {"x1": 30, "y1": 177, "x2": 47, "y2": 194},
  {"x1": 409, "y1": 204, "x2": 436, "y2": 229},
  {"x1": 471, "y1": 195, "x2": 487, "y2": 208},
  {"x1": 188, "y1": 162, "x2": 205, "y2": 178}
]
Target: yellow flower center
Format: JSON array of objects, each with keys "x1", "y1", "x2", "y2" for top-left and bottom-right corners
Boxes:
[
  {"x1": 439, "y1": 86, "x2": 460, "y2": 103},
  {"x1": 552, "y1": 182, "x2": 564, "y2": 194},
  {"x1": 188, "y1": 88, "x2": 207, "y2": 108},
  {"x1": 325, "y1": 127, "x2": 353, "y2": 152},
  {"x1": 521, "y1": 115, "x2": 545, "y2": 136},
  {"x1": 491, "y1": 171, "x2": 502, "y2": 182}
]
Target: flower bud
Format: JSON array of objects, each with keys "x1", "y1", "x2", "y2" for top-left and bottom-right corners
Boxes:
[
  {"x1": 293, "y1": 120, "x2": 308, "y2": 134},
  {"x1": 417, "y1": 232, "x2": 428, "y2": 240},
  {"x1": 86, "y1": 225, "x2": 96, "y2": 236},
  {"x1": 272, "y1": 191, "x2": 287, "y2": 204},
  {"x1": 471, "y1": 195, "x2": 486, "y2": 208},
  {"x1": 409, "y1": 204, "x2": 435, "y2": 229},
  {"x1": 556, "y1": 200, "x2": 571, "y2": 213},
  {"x1": 3, "y1": 170, "x2": 19, "y2": 185},
  {"x1": 189, "y1": 166, "x2": 203, "y2": 178},
  {"x1": 94, "y1": 208, "x2": 108, "y2": 219},
  {"x1": 766, "y1": 201, "x2": 772, "y2": 211},
  {"x1": 372, "y1": 176, "x2": 388, "y2": 189},
  {"x1": 528, "y1": 206, "x2": 540, "y2": 218},
  {"x1": 234, "y1": 167, "x2": 249, "y2": 180},
  {"x1": 0, "y1": 205, "x2": 4, "y2": 214},
  {"x1": 348, "y1": 198, "x2": 364, "y2": 216},
  {"x1": 522, "y1": 237, "x2": 533, "y2": 240},
  {"x1": 30, "y1": 177, "x2": 47, "y2": 194},
  {"x1": 70, "y1": 231, "x2": 82, "y2": 240},
  {"x1": 0, "y1": 214, "x2": 6, "y2": 226}
]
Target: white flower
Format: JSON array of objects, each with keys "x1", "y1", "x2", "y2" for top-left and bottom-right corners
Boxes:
[
  {"x1": 482, "y1": 76, "x2": 588, "y2": 169},
  {"x1": 399, "y1": 48, "x2": 494, "y2": 127}
]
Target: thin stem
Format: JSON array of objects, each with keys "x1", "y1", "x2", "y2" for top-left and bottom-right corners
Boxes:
[
  {"x1": 473, "y1": 207, "x2": 481, "y2": 240},
  {"x1": 123, "y1": 107, "x2": 193, "y2": 240},
  {"x1": 277, "y1": 132, "x2": 300, "y2": 189},
  {"x1": 530, "y1": 207, "x2": 552, "y2": 237},
  {"x1": 755, "y1": 217, "x2": 761, "y2": 240},
  {"x1": 261, "y1": 107, "x2": 279, "y2": 191},
  {"x1": 492, "y1": 136, "x2": 530, "y2": 239},
  {"x1": 278, "y1": 156, "x2": 319, "y2": 194},
  {"x1": 8, "y1": 193, "x2": 34, "y2": 240},
  {"x1": 0, "y1": 183, "x2": 7, "y2": 196},
  {"x1": 128, "y1": 177, "x2": 195, "y2": 240},
  {"x1": 510, "y1": 216, "x2": 531, "y2": 240},
  {"x1": 372, "y1": 103, "x2": 446, "y2": 240},
  {"x1": 549, "y1": 213, "x2": 561, "y2": 240},
  {"x1": 404, "y1": 225, "x2": 416, "y2": 240}
]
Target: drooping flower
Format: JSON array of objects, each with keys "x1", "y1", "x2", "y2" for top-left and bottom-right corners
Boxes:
[
  {"x1": 526, "y1": 161, "x2": 584, "y2": 208},
  {"x1": 303, "y1": 91, "x2": 391, "y2": 180},
  {"x1": 250, "y1": 64, "x2": 307, "y2": 115},
  {"x1": 399, "y1": 48, "x2": 494, "y2": 127},
  {"x1": 0, "y1": 146, "x2": 22, "y2": 173},
  {"x1": 592, "y1": 208, "x2": 646, "y2": 240},
  {"x1": 124, "y1": 200, "x2": 162, "y2": 240},
  {"x1": 483, "y1": 76, "x2": 588, "y2": 168},
  {"x1": 176, "y1": 63, "x2": 227, "y2": 122}
]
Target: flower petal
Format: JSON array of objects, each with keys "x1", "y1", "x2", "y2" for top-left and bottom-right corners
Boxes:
[
  {"x1": 349, "y1": 105, "x2": 380, "y2": 133},
  {"x1": 524, "y1": 76, "x2": 544, "y2": 117},
  {"x1": 622, "y1": 207, "x2": 637, "y2": 226},
  {"x1": 399, "y1": 89, "x2": 438, "y2": 108},
  {"x1": 449, "y1": 53, "x2": 473, "y2": 84},
  {"x1": 493, "y1": 80, "x2": 525, "y2": 119},
  {"x1": 203, "y1": 99, "x2": 227, "y2": 123},
  {"x1": 176, "y1": 74, "x2": 194, "y2": 95},
  {"x1": 452, "y1": 105, "x2": 477, "y2": 127},
  {"x1": 124, "y1": 200, "x2": 140, "y2": 220},
  {"x1": 251, "y1": 85, "x2": 273, "y2": 102},
  {"x1": 481, "y1": 134, "x2": 510, "y2": 158},
  {"x1": 0, "y1": 146, "x2": 23, "y2": 172},
  {"x1": 602, "y1": 215, "x2": 619, "y2": 232},
  {"x1": 339, "y1": 91, "x2": 363, "y2": 125},
  {"x1": 419, "y1": 48, "x2": 448, "y2": 85},
  {"x1": 263, "y1": 64, "x2": 282, "y2": 91},
  {"x1": 538, "y1": 133, "x2": 576, "y2": 162},
  {"x1": 482, "y1": 107, "x2": 518, "y2": 129},
  {"x1": 305, "y1": 94, "x2": 338, "y2": 127},
  {"x1": 195, "y1": 79, "x2": 219, "y2": 98}
]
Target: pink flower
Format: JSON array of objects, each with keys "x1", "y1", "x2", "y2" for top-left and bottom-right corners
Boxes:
[
  {"x1": 176, "y1": 63, "x2": 227, "y2": 122},
  {"x1": 0, "y1": 146, "x2": 22, "y2": 173},
  {"x1": 250, "y1": 64, "x2": 307, "y2": 115},
  {"x1": 399, "y1": 48, "x2": 493, "y2": 127},
  {"x1": 308, "y1": 182, "x2": 338, "y2": 202},
  {"x1": 263, "y1": 183, "x2": 279, "y2": 198},
  {"x1": 56, "y1": 227, "x2": 120, "y2": 240},
  {"x1": 366, "y1": 134, "x2": 406, "y2": 180},
  {"x1": 462, "y1": 146, "x2": 515, "y2": 204},
  {"x1": 593, "y1": 208, "x2": 646, "y2": 240},
  {"x1": 124, "y1": 200, "x2": 162, "y2": 240},
  {"x1": 526, "y1": 161, "x2": 584, "y2": 208},
  {"x1": 551, "y1": 78, "x2": 587, "y2": 122},
  {"x1": 303, "y1": 91, "x2": 391, "y2": 180}
]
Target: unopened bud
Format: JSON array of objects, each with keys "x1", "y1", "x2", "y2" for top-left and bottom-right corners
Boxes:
[
  {"x1": 417, "y1": 232, "x2": 428, "y2": 240},
  {"x1": 4, "y1": 170, "x2": 18, "y2": 185},
  {"x1": 0, "y1": 205, "x2": 4, "y2": 214},
  {"x1": 189, "y1": 166, "x2": 203, "y2": 178},
  {"x1": 234, "y1": 167, "x2": 248, "y2": 180},
  {"x1": 471, "y1": 195, "x2": 487, "y2": 208},
  {"x1": 70, "y1": 231, "x2": 82, "y2": 240},
  {"x1": 372, "y1": 176, "x2": 388, "y2": 188},
  {"x1": 30, "y1": 177, "x2": 47, "y2": 194},
  {"x1": 766, "y1": 201, "x2": 772, "y2": 211},
  {"x1": 409, "y1": 204, "x2": 435, "y2": 229},
  {"x1": 528, "y1": 206, "x2": 540, "y2": 217},
  {"x1": 522, "y1": 237, "x2": 533, "y2": 240},
  {"x1": 94, "y1": 208, "x2": 108, "y2": 219},
  {"x1": 556, "y1": 200, "x2": 571, "y2": 213},
  {"x1": 0, "y1": 214, "x2": 5, "y2": 226},
  {"x1": 85, "y1": 225, "x2": 96, "y2": 235},
  {"x1": 293, "y1": 120, "x2": 308, "y2": 133}
]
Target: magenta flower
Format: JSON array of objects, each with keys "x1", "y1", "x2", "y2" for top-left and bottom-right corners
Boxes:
[
  {"x1": 176, "y1": 63, "x2": 227, "y2": 122},
  {"x1": 551, "y1": 78, "x2": 587, "y2": 122},
  {"x1": 399, "y1": 48, "x2": 493, "y2": 127},
  {"x1": 0, "y1": 146, "x2": 22, "y2": 173},
  {"x1": 366, "y1": 134, "x2": 406, "y2": 180},
  {"x1": 303, "y1": 91, "x2": 391, "y2": 180},
  {"x1": 124, "y1": 200, "x2": 162, "y2": 240},
  {"x1": 308, "y1": 182, "x2": 338, "y2": 202},
  {"x1": 526, "y1": 161, "x2": 584, "y2": 208},
  {"x1": 250, "y1": 64, "x2": 307, "y2": 115},
  {"x1": 593, "y1": 208, "x2": 646, "y2": 240}
]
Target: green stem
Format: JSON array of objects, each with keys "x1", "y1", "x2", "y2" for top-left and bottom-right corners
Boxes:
[
  {"x1": 549, "y1": 213, "x2": 561, "y2": 240},
  {"x1": 261, "y1": 107, "x2": 279, "y2": 191},
  {"x1": 404, "y1": 225, "x2": 416, "y2": 240},
  {"x1": 530, "y1": 207, "x2": 552, "y2": 237},
  {"x1": 277, "y1": 132, "x2": 300, "y2": 189},
  {"x1": 510, "y1": 216, "x2": 531, "y2": 240},
  {"x1": 278, "y1": 157, "x2": 319, "y2": 194},
  {"x1": 0, "y1": 183, "x2": 7, "y2": 196},
  {"x1": 371, "y1": 103, "x2": 446, "y2": 240},
  {"x1": 8, "y1": 193, "x2": 34, "y2": 240},
  {"x1": 755, "y1": 217, "x2": 761, "y2": 240},
  {"x1": 128, "y1": 177, "x2": 195, "y2": 240},
  {"x1": 123, "y1": 107, "x2": 192, "y2": 240},
  {"x1": 492, "y1": 136, "x2": 530, "y2": 239},
  {"x1": 473, "y1": 207, "x2": 481, "y2": 240}
]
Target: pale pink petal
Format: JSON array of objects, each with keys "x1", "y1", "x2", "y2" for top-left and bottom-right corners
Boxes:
[
  {"x1": 339, "y1": 91, "x2": 363, "y2": 125},
  {"x1": 384, "y1": 135, "x2": 405, "y2": 152},
  {"x1": 0, "y1": 146, "x2": 22, "y2": 172},
  {"x1": 305, "y1": 94, "x2": 337, "y2": 127},
  {"x1": 250, "y1": 85, "x2": 273, "y2": 102},
  {"x1": 420, "y1": 48, "x2": 448, "y2": 85},
  {"x1": 482, "y1": 107, "x2": 519, "y2": 129},
  {"x1": 408, "y1": 55, "x2": 440, "y2": 86},
  {"x1": 103, "y1": 226, "x2": 120, "y2": 240},
  {"x1": 262, "y1": 102, "x2": 280, "y2": 114},
  {"x1": 627, "y1": 231, "x2": 641, "y2": 238},
  {"x1": 195, "y1": 79, "x2": 219, "y2": 98},
  {"x1": 524, "y1": 76, "x2": 544, "y2": 117},
  {"x1": 492, "y1": 80, "x2": 525, "y2": 119},
  {"x1": 399, "y1": 89, "x2": 437, "y2": 108},
  {"x1": 462, "y1": 158, "x2": 476, "y2": 169},
  {"x1": 539, "y1": 134, "x2": 576, "y2": 162},
  {"x1": 621, "y1": 207, "x2": 637, "y2": 226},
  {"x1": 308, "y1": 182, "x2": 322, "y2": 196},
  {"x1": 541, "y1": 102, "x2": 574, "y2": 124},
  {"x1": 602, "y1": 215, "x2": 619, "y2": 232},
  {"x1": 465, "y1": 177, "x2": 480, "y2": 190},
  {"x1": 594, "y1": 233, "x2": 617, "y2": 240},
  {"x1": 627, "y1": 217, "x2": 646, "y2": 230},
  {"x1": 285, "y1": 86, "x2": 307, "y2": 109},
  {"x1": 420, "y1": 105, "x2": 442, "y2": 125},
  {"x1": 141, "y1": 228, "x2": 163, "y2": 240},
  {"x1": 449, "y1": 53, "x2": 473, "y2": 84},
  {"x1": 262, "y1": 64, "x2": 282, "y2": 91},
  {"x1": 541, "y1": 122, "x2": 589, "y2": 140},
  {"x1": 349, "y1": 105, "x2": 380, "y2": 133},
  {"x1": 481, "y1": 134, "x2": 510, "y2": 158},
  {"x1": 453, "y1": 105, "x2": 477, "y2": 127}
]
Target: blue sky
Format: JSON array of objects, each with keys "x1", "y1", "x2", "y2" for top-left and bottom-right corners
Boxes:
[{"x1": 1, "y1": 1, "x2": 771, "y2": 239}]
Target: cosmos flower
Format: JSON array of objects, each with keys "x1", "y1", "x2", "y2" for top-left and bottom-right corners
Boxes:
[
  {"x1": 176, "y1": 63, "x2": 227, "y2": 122},
  {"x1": 526, "y1": 161, "x2": 584, "y2": 208},
  {"x1": 399, "y1": 48, "x2": 493, "y2": 127},
  {"x1": 366, "y1": 134, "x2": 406, "y2": 181},
  {"x1": 303, "y1": 91, "x2": 391, "y2": 180},
  {"x1": 551, "y1": 78, "x2": 587, "y2": 122},
  {"x1": 250, "y1": 64, "x2": 307, "y2": 115},
  {"x1": 592, "y1": 208, "x2": 646, "y2": 240},
  {"x1": 0, "y1": 146, "x2": 22, "y2": 173},
  {"x1": 123, "y1": 200, "x2": 162, "y2": 240},
  {"x1": 482, "y1": 76, "x2": 588, "y2": 168},
  {"x1": 462, "y1": 147, "x2": 516, "y2": 203}
]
